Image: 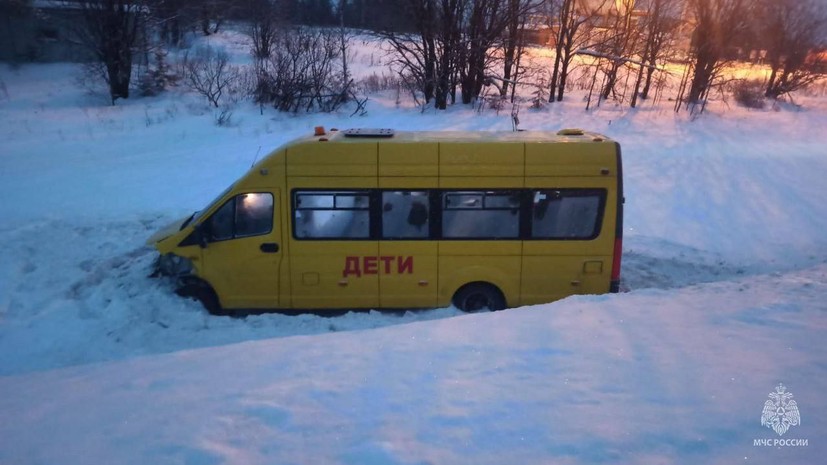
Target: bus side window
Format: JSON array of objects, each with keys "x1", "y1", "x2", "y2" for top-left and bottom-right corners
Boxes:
[
  {"x1": 531, "y1": 189, "x2": 605, "y2": 239},
  {"x1": 382, "y1": 191, "x2": 429, "y2": 239},
  {"x1": 235, "y1": 193, "x2": 274, "y2": 237},
  {"x1": 442, "y1": 191, "x2": 520, "y2": 239},
  {"x1": 293, "y1": 191, "x2": 370, "y2": 239}
]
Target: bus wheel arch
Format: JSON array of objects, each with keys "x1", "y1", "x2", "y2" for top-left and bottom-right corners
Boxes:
[
  {"x1": 452, "y1": 282, "x2": 507, "y2": 312},
  {"x1": 176, "y1": 277, "x2": 225, "y2": 315}
]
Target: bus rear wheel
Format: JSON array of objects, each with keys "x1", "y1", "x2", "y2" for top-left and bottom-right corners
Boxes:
[{"x1": 452, "y1": 283, "x2": 506, "y2": 312}]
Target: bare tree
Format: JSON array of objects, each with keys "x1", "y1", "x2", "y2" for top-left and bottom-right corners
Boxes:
[
  {"x1": 183, "y1": 45, "x2": 241, "y2": 107},
  {"x1": 500, "y1": 0, "x2": 545, "y2": 101},
  {"x1": 379, "y1": 0, "x2": 464, "y2": 109},
  {"x1": 458, "y1": 0, "x2": 513, "y2": 104},
  {"x1": 756, "y1": 0, "x2": 827, "y2": 99},
  {"x1": 684, "y1": 0, "x2": 748, "y2": 107},
  {"x1": 547, "y1": 0, "x2": 606, "y2": 103},
  {"x1": 595, "y1": 0, "x2": 639, "y2": 101},
  {"x1": 254, "y1": 27, "x2": 346, "y2": 112},
  {"x1": 144, "y1": 0, "x2": 189, "y2": 47},
  {"x1": 382, "y1": 0, "x2": 539, "y2": 108},
  {"x1": 196, "y1": 0, "x2": 232, "y2": 35},
  {"x1": 492, "y1": 0, "x2": 541, "y2": 101},
  {"x1": 336, "y1": 0, "x2": 357, "y2": 100},
  {"x1": 500, "y1": 0, "x2": 525, "y2": 100},
  {"x1": 248, "y1": 0, "x2": 280, "y2": 59},
  {"x1": 439, "y1": 0, "x2": 465, "y2": 105},
  {"x1": 631, "y1": 0, "x2": 682, "y2": 106},
  {"x1": 71, "y1": 0, "x2": 148, "y2": 104}
]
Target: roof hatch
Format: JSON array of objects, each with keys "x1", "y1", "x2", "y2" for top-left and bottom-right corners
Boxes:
[{"x1": 343, "y1": 128, "x2": 395, "y2": 138}]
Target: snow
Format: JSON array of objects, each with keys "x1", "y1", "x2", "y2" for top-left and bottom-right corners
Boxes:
[
  {"x1": 1, "y1": 267, "x2": 825, "y2": 464},
  {"x1": 1, "y1": 31, "x2": 826, "y2": 464}
]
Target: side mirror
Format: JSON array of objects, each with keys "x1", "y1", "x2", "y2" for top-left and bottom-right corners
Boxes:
[{"x1": 177, "y1": 223, "x2": 210, "y2": 248}]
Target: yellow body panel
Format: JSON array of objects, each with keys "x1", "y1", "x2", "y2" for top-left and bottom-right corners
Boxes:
[
  {"x1": 379, "y1": 242, "x2": 438, "y2": 308},
  {"x1": 289, "y1": 241, "x2": 379, "y2": 308},
  {"x1": 438, "y1": 176, "x2": 525, "y2": 188},
  {"x1": 519, "y1": 255, "x2": 611, "y2": 305},
  {"x1": 379, "y1": 143, "x2": 439, "y2": 177},
  {"x1": 150, "y1": 128, "x2": 622, "y2": 312},
  {"x1": 200, "y1": 233, "x2": 281, "y2": 308},
  {"x1": 286, "y1": 141, "x2": 377, "y2": 177},
  {"x1": 525, "y1": 140, "x2": 617, "y2": 176},
  {"x1": 379, "y1": 177, "x2": 439, "y2": 188},
  {"x1": 439, "y1": 142, "x2": 524, "y2": 177}
]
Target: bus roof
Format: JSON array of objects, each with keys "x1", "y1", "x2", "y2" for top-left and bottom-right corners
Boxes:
[{"x1": 291, "y1": 128, "x2": 613, "y2": 145}]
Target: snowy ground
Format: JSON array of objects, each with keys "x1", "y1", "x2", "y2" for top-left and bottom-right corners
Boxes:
[
  {"x1": 1, "y1": 267, "x2": 825, "y2": 465},
  {"x1": 1, "y1": 31, "x2": 826, "y2": 464}
]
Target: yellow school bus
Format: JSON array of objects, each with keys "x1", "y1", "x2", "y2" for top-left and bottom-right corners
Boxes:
[{"x1": 148, "y1": 127, "x2": 623, "y2": 314}]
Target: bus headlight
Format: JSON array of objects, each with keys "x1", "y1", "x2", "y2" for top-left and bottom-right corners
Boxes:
[{"x1": 157, "y1": 253, "x2": 193, "y2": 277}]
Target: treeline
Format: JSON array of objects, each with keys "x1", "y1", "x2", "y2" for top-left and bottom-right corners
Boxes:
[
  {"x1": 3, "y1": 0, "x2": 824, "y2": 113},
  {"x1": 144, "y1": 0, "x2": 418, "y2": 46},
  {"x1": 378, "y1": 0, "x2": 827, "y2": 113}
]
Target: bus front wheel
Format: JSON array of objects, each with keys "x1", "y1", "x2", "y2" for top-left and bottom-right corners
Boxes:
[
  {"x1": 176, "y1": 279, "x2": 225, "y2": 315},
  {"x1": 452, "y1": 283, "x2": 506, "y2": 312}
]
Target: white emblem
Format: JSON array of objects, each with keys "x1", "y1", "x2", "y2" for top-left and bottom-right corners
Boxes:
[{"x1": 761, "y1": 384, "x2": 801, "y2": 436}]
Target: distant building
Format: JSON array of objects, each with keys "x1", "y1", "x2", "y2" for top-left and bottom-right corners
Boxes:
[
  {"x1": 538, "y1": 0, "x2": 693, "y2": 55},
  {"x1": 0, "y1": 1, "x2": 98, "y2": 62},
  {"x1": 522, "y1": 14, "x2": 553, "y2": 45}
]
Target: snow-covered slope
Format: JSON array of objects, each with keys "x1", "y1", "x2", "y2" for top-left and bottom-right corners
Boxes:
[
  {"x1": 1, "y1": 265, "x2": 825, "y2": 465},
  {"x1": 1, "y1": 31, "x2": 826, "y2": 464}
]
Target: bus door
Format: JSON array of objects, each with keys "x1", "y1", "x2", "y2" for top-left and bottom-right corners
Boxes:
[{"x1": 199, "y1": 190, "x2": 282, "y2": 308}]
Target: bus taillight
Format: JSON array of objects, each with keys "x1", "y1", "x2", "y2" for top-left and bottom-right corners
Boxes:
[{"x1": 610, "y1": 238, "x2": 622, "y2": 293}]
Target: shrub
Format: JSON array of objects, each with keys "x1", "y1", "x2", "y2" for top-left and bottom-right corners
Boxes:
[
  {"x1": 252, "y1": 27, "x2": 347, "y2": 113},
  {"x1": 182, "y1": 46, "x2": 242, "y2": 108},
  {"x1": 138, "y1": 48, "x2": 176, "y2": 97},
  {"x1": 357, "y1": 72, "x2": 400, "y2": 94},
  {"x1": 733, "y1": 79, "x2": 766, "y2": 109}
]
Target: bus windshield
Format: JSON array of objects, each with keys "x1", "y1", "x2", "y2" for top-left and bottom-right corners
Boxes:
[{"x1": 188, "y1": 183, "x2": 235, "y2": 226}]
